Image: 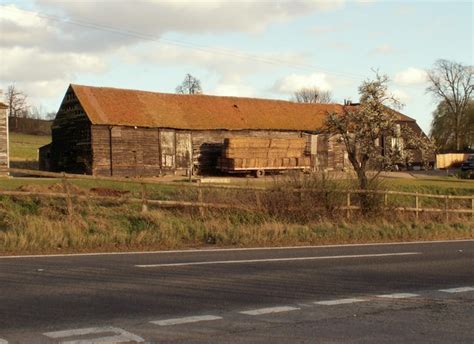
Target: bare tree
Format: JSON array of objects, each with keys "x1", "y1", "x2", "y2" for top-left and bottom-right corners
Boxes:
[
  {"x1": 326, "y1": 74, "x2": 433, "y2": 209},
  {"x1": 175, "y1": 73, "x2": 203, "y2": 95},
  {"x1": 426, "y1": 59, "x2": 473, "y2": 150},
  {"x1": 5, "y1": 84, "x2": 29, "y2": 118},
  {"x1": 292, "y1": 87, "x2": 333, "y2": 104}
]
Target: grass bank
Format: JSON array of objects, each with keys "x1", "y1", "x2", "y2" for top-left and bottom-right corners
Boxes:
[{"x1": 0, "y1": 194, "x2": 472, "y2": 255}]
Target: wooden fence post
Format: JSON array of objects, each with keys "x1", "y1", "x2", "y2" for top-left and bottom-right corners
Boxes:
[
  {"x1": 444, "y1": 195, "x2": 449, "y2": 222},
  {"x1": 141, "y1": 183, "x2": 148, "y2": 213},
  {"x1": 415, "y1": 192, "x2": 419, "y2": 221},
  {"x1": 198, "y1": 184, "x2": 204, "y2": 217},
  {"x1": 62, "y1": 173, "x2": 73, "y2": 217},
  {"x1": 346, "y1": 192, "x2": 351, "y2": 220},
  {"x1": 471, "y1": 197, "x2": 474, "y2": 221}
]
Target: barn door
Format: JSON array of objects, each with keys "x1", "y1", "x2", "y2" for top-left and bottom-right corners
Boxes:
[
  {"x1": 160, "y1": 130, "x2": 175, "y2": 169},
  {"x1": 175, "y1": 132, "x2": 192, "y2": 169}
]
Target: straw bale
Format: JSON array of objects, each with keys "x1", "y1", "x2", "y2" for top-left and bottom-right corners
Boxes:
[{"x1": 297, "y1": 156, "x2": 311, "y2": 166}]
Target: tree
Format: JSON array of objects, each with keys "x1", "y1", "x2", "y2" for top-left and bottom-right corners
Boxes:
[
  {"x1": 5, "y1": 84, "x2": 28, "y2": 118},
  {"x1": 175, "y1": 73, "x2": 202, "y2": 95},
  {"x1": 431, "y1": 99, "x2": 474, "y2": 150},
  {"x1": 292, "y1": 87, "x2": 332, "y2": 104},
  {"x1": 426, "y1": 59, "x2": 473, "y2": 151},
  {"x1": 325, "y1": 74, "x2": 433, "y2": 209}
]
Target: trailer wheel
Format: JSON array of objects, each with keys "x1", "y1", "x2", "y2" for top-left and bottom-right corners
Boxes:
[{"x1": 255, "y1": 169, "x2": 265, "y2": 178}]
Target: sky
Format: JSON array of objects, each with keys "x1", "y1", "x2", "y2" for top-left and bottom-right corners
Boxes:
[{"x1": 0, "y1": 0, "x2": 472, "y2": 133}]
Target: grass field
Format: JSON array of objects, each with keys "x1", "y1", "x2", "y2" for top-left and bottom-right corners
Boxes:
[{"x1": 9, "y1": 132, "x2": 50, "y2": 169}]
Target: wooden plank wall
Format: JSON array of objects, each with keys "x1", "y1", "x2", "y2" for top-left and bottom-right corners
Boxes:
[
  {"x1": 0, "y1": 106, "x2": 8, "y2": 175},
  {"x1": 91, "y1": 127, "x2": 311, "y2": 176},
  {"x1": 315, "y1": 134, "x2": 348, "y2": 171},
  {"x1": 50, "y1": 88, "x2": 92, "y2": 174},
  {"x1": 91, "y1": 126, "x2": 192, "y2": 177}
]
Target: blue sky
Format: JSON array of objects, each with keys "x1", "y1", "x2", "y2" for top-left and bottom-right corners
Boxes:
[{"x1": 0, "y1": 0, "x2": 472, "y2": 133}]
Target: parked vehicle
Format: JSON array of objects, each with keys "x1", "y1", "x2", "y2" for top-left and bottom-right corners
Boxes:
[{"x1": 460, "y1": 155, "x2": 474, "y2": 171}]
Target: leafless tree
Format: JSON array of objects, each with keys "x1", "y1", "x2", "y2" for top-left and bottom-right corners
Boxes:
[
  {"x1": 175, "y1": 73, "x2": 203, "y2": 95},
  {"x1": 292, "y1": 87, "x2": 333, "y2": 104},
  {"x1": 5, "y1": 84, "x2": 28, "y2": 118},
  {"x1": 426, "y1": 59, "x2": 473, "y2": 150}
]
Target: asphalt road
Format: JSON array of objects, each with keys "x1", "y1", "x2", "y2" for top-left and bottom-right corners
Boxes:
[{"x1": 0, "y1": 240, "x2": 473, "y2": 343}]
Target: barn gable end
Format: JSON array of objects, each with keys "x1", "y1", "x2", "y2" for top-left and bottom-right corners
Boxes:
[{"x1": 50, "y1": 86, "x2": 93, "y2": 174}]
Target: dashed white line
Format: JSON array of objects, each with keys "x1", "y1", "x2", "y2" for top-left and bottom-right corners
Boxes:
[
  {"x1": 43, "y1": 326, "x2": 144, "y2": 343},
  {"x1": 151, "y1": 315, "x2": 222, "y2": 326},
  {"x1": 439, "y1": 286, "x2": 474, "y2": 293},
  {"x1": 314, "y1": 298, "x2": 366, "y2": 306},
  {"x1": 377, "y1": 293, "x2": 419, "y2": 299},
  {"x1": 240, "y1": 306, "x2": 300, "y2": 315},
  {"x1": 135, "y1": 252, "x2": 421, "y2": 268}
]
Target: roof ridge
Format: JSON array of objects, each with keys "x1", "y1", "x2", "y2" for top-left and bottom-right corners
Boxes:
[{"x1": 70, "y1": 84, "x2": 341, "y2": 107}]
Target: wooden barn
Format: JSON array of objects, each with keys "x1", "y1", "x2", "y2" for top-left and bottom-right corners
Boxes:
[
  {"x1": 41, "y1": 85, "x2": 344, "y2": 176},
  {"x1": 0, "y1": 102, "x2": 9, "y2": 176},
  {"x1": 40, "y1": 85, "x2": 427, "y2": 176}
]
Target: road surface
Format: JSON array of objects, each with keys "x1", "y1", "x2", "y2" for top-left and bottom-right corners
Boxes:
[{"x1": 0, "y1": 240, "x2": 473, "y2": 343}]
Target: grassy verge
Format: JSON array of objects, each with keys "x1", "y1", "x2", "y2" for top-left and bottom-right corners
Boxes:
[{"x1": 0, "y1": 194, "x2": 472, "y2": 255}]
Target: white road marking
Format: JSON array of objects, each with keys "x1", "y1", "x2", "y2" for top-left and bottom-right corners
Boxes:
[
  {"x1": 0, "y1": 239, "x2": 470, "y2": 259},
  {"x1": 43, "y1": 326, "x2": 144, "y2": 343},
  {"x1": 314, "y1": 298, "x2": 367, "y2": 305},
  {"x1": 240, "y1": 306, "x2": 300, "y2": 315},
  {"x1": 135, "y1": 252, "x2": 421, "y2": 268},
  {"x1": 151, "y1": 315, "x2": 222, "y2": 326},
  {"x1": 377, "y1": 293, "x2": 419, "y2": 299},
  {"x1": 0, "y1": 339, "x2": 8, "y2": 344},
  {"x1": 439, "y1": 286, "x2": 474, "y2": 293}
]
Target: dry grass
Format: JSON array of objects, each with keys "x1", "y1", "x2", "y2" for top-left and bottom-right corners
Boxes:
[
  {"x1": 0, "y1": 194, "x2": 472, "y2": 255},
  {"x1": 0, "y1": 172, "x2": 472, "y2": 255}
]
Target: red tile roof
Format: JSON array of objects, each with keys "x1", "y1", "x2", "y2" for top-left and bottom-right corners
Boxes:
[{"x1": 71, "y1": 84, "x2": 343, "y2": 131}]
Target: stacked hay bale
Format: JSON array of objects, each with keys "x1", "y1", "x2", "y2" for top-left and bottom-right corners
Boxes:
[{"x1": 218, "y1": 137, "x2": 310, "y2": 171}]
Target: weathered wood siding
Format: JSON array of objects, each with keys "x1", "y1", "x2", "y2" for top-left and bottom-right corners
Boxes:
[
  {"x1": 0, "y1": 105, "x2": 8, "y2": 175},
  {"x1": 314, "y1": 134, "x2": 348, "y2": 171},
  {"x1": 90, "y1": 127, "x2": 312, "y2": 176},
  {"x1": 191, "y1": 130, "x2": 309, "y2": 172},
  {"x1": 50, "y1": 87, "x2": 92, "y2": 173},
  {"x1": 91, "y1": 126, "x2": 192, "y2": 177}
]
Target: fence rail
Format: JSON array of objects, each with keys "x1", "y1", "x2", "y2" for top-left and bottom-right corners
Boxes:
[{"x1": 1, "y1": 168, "x2": 473, "y2": 219}]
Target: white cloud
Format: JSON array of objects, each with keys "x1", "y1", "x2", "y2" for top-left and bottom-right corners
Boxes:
[
  {"x1": 0, "y1": 47, "x2": 106, "y2": 82},
  {"x1": 391, "y1": 89, "x2": 411, "y2": 104},
  {"x1": 124, "y1": 44, "x2": 309, "y2": 84},
  {"x1": 1, "y1": 1, "x2": 346, "y2": 107},
  {"x1": 36, "y1": 0, "x2": 346, "y2": 41},
  {"x1": 211, "y1": 83, "x2": 256, "y2": 98},
  {"x1": 272, "y1": 72, "x2": 333, "y2": 94},
  {"x1": 394, "y1": 67, "x2": 427, "y2": 85}
]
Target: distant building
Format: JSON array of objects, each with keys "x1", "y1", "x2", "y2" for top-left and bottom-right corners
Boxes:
[
  {"x1": 40, "y1": 84, "x2": 428, "y2": 176},
  {"x1": 0, "y1": 102, "x2": 9, "y2": 175}
]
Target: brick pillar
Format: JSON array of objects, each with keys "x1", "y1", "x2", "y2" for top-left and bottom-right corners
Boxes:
[{"x1": 0, "y1": 102, "x2": 9, "y2": 176}]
